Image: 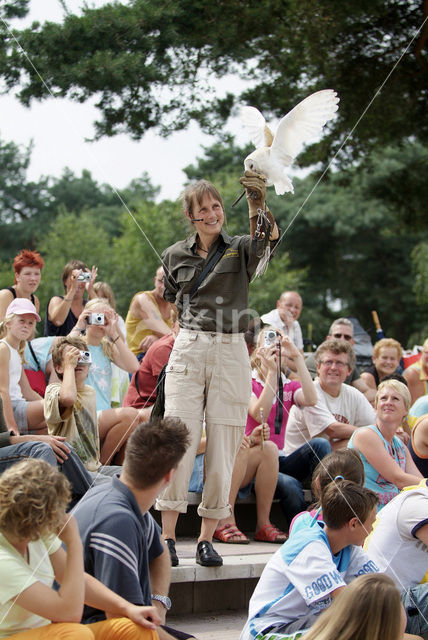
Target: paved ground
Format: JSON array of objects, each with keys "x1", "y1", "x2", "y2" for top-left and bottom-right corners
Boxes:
[{"x1": 168, "y1": 609, "x2": 248, "y2": 640}]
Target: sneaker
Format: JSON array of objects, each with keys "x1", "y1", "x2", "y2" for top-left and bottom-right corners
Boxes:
[
  {"x1": 196, "y1": 540, "x2": 223, "y2": 567},
  {"x1": 165, "y1": 538, "x2": 179, "y2": 567}
]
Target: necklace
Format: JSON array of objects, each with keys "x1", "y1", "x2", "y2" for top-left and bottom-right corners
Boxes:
[{"x1": 197, "y1": 245, "x2": 209, "y2": 254}]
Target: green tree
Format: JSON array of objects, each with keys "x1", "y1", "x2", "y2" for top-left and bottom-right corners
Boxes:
[{"x1": 2, "y1": 1, "x2": 427, "y2": 165}]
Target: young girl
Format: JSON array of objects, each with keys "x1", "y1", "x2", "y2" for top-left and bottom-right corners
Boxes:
[
  {"x1": 289, "y1": 448, "x2": 365, "y2": 534},
  {"x1": 0, "y1": 459, "x2": 160, "y2": 639},
  {"x1": 240, "y1": 480, "x2": 379, "y2": 640},
  {"x1": 71, "y1": 298, "x2": 140, "y2": 465},
  {"x1": 246, "y1": 326, "x2": 329, "y2": 530},
  {"x1": 0, "y1": 299, "x2": 46, "y2": 435},
  {"x1": 302, "y1": 573, "x2": 422, "y2": 640}
]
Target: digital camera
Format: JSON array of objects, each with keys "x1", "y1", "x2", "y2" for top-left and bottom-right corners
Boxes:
[
  {"x1": 264, "y1": 329, "x2": 278, "y2": 348},
  {"x1": 87, "y1": 312, "x2": 105, "y2": 325},
  {"x1": 78, "y1": 350, "x2": 92, "y2": 365},
  {"x1": 77, "y1": 272, "x2": 91, "y2": 282}
]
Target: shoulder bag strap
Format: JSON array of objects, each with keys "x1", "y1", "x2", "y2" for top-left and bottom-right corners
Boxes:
[
  {"x1": 28, "y1": 341, "x2": 42, "y2": 372},
  {"x1": 189, "y1": 238, "x2": 227, "y2": 301}
]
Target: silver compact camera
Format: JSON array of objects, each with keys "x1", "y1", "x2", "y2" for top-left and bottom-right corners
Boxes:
[
  {"x1": 87, "y1": 312, "x2": 105, "y2": 325},
  {"x1": 77, "y1": 272, "x2": 91, "y2": 282},
  {"x1": 264, "y1": 329, "x2": 278, "y2": 348},
  {"x1": 78, "y1": 350, "x2": 92, "y2": 365}
]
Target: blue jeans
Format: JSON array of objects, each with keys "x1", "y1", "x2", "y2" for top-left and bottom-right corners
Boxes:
[
  {"x1": 0, "y1": 441, "x2": 93, "y2": 508},
  {"x1": 275, "y1": 438, "x2": 332, "y2": 525},
  {"x1": 402, "y1": 584, "x2": 428, "y2": 635}
]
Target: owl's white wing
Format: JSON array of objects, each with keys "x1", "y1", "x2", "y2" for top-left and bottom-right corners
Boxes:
[
  {"x1": 271, "y1": 90, "x2": 339, "y2": 166},
  {"x1": 240, "y1": 106, "x2": 274, "y2": 148}
]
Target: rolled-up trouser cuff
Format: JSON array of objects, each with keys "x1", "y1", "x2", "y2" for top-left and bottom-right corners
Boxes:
[
  {"x1": 197, "y1": 503, "x2": 231, "y2": 520},
  {"x1": 155, "y1": 498, "x2": 189, "y2": 514}
]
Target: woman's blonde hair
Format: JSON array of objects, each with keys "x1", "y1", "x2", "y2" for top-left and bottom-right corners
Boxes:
[
  {"x1": 93, "y1": 281, "x2": 116, "y2": 310},
  {"x1": 84, "y1": 297, "x2": 114, "y2": 360},
  {"x1": 0, "y1": 314, "x2": 27, "y2": 363},
  {"x1": 250, "y1": 325, "x2": 283, "y2": 379},
  {"x1": 0, "y1": 459, "x2": 71, "y2": 541},
  {"x1": 302, "y1": 573, "x2": 403, "y2": 640},
  {"x1": 375, "y1": 379, "x2": 411, "y2": 412}
]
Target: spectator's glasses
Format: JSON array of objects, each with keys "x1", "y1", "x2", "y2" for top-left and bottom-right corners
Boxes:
[
  {"x1": 320, "y1": 359, "x2": 349, "y2": 369},
  {"x1": 332, "y1": 332, "x2": 353, "y2": 341}
]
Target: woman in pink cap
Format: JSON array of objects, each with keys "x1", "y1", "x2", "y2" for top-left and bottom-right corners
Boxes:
[{"x1": 0, "y1": 299, "x2": 46, "y2": 434}]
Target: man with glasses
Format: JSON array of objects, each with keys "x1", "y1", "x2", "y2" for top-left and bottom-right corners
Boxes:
[
  {"x1": 284, "y1": 339, "x2": 376, "y2": 453},
  {"x1": 305, "y1": 318, "x2": 375, "y2": 403}
]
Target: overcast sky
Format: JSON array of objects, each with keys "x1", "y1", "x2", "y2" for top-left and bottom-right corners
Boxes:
[{"x1": 1, "y1": 0, "x2": 250, "y2": 201}]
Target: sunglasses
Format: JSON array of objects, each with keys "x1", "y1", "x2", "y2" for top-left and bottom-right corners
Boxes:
[{"x1": 332, "y1": 332, "x2": 353, "y2": 341}]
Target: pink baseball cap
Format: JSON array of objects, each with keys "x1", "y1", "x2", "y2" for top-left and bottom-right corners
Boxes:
[{"x1": 6, "y1": 298, "x2": 41, "y2": 322}]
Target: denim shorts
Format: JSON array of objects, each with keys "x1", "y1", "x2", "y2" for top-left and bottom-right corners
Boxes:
[{"x1": 12, "y1": 398, "x2": 28, "y2": 434}]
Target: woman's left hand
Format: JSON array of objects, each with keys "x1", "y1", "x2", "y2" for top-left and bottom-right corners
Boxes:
[
  {"x1": 104, "y1": 308, "x2": 119, "y2": 339},
  {"x1": 86, "y1": 266, "x2": 98, "y2": 295}
]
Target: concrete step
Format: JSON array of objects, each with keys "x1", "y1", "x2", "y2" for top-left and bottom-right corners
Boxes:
[
  {"x1": 168, "y1": 609, "x2": 248, "y2": 640},
  {"x1": 168, "y1": 537, "x2": 278, "y2": 616}
]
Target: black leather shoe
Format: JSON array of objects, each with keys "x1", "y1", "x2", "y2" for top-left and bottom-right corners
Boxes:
[
  {"x1": 165, "y1": 538, "x2": 179, "y2": 567},
  {"x1": 196, "y1": 540, "x2": 223, "y2": 567}
]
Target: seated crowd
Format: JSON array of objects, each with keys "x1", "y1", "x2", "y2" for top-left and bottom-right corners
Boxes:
[{"x1": 0, "y1": 249, "x2": 427, "y2": 640}]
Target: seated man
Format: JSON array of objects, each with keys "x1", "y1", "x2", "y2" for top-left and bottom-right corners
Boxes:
[
  {"x1": 125, "y1": 267, "x2": 174, "y2": 359},
  {"x1": 365, "y1": 478, "x2": 428, "y2": 637},
  {"x1": 305, "y1": 317, "x2": 376, "y2": 404},
  {"x1": 284, "y1": 340, "x2": 376, "y2": 453},
  {"x1": 404, "y1": 338, "x2": 428, "y2": 405},
  {"x1": 74, "y1": 417, "x2": 192, "y2": 640},
  {"x1": 261, "y1": 290, "x2": 304, "y2": 352}
]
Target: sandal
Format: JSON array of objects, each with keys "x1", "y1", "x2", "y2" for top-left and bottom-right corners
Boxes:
[
  {"x1": 213, "y1": 523, "x2": 250, "y2": 544},
  {"x1": 254, "y1": 524, "x2": 288, "y2": 544}
]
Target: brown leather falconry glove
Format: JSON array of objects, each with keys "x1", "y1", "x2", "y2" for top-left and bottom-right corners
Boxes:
[{"x1": 239, "y1": 170, "x2": 278, "y2": 240}]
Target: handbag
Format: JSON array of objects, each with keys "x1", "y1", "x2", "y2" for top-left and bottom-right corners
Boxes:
[{"x1": 24, "y1": 341, "x2": 47, "y2": 397}]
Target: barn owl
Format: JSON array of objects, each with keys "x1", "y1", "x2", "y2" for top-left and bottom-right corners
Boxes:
[{"x1": 241, "y1": 90, "x2": 339, "y2": 195}]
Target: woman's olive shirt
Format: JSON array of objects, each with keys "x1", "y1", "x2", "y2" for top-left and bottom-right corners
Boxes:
[{"x1": 162, "y1": 228, "x2": 274, "y2": 333}]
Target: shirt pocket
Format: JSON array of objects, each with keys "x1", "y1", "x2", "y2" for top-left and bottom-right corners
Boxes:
[{"x1": 177, "y1": 266, "x2": 196, "y2": 284}]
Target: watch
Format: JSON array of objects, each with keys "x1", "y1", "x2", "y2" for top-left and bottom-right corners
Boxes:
[{"x1": 151, "y1": 594, "x2": 171, "y2": 611}]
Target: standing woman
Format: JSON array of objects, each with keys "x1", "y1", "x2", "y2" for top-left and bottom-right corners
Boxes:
[
  {"x1": 0, "y1": 249, "x2": 44, "y2": 320},
  {"x1": 348, "y1": 379, "x2": 422, "y2": 510},
  {"x1": 155, "y1": 171, "x2": 279, "y2": 567},
  {"x1": 44, "y1": 259, "x2": 97, "y2": 336}
]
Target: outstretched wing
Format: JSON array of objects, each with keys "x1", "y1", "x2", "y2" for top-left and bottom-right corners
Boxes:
[
  {"x1": 240, "y1": 106, "x2": 274, "y2": 148},
  {"x1": 271, "y1": 89, "x2": 339, "y2": 166}
]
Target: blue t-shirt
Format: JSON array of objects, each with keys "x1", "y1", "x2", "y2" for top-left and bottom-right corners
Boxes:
[
  {"x1": 74, "y1": 475, "x2": 163, "y2": 622},
  {"x1": 85, "y1": 344, "x2": 112, "y2": 411},
  {"x1": 241, "y1": 521, "x2": 378, "y2": 640}
]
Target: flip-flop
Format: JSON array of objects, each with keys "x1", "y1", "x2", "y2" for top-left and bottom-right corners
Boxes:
[
  {"x1": 254, "y1": 524, "x2": 288, "y2": 544},
  {"x1": 213, "y1": 523, "x2": 250, "y2": 544}
]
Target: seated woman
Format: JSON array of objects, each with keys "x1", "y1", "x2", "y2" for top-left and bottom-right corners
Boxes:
[
  {"x1": 245, "y1": 326, "x2": 330, "y2": 532},
  {"x1": 348, "y1": 379, "x2": 422, "y2": 510},
  {"x1": 302, "y1": 573, "x2": 422, "y2": 640},
  {"x1": 0, "y1": 299, "x2": 46, "y2": 435},
  {"x1": 361, "y1": 337, "x2": 402, "y2": 390},
  {"x1": 0, "y1": 249, "x2": 44, "y2": 320},
  {"x1": 44, "y1": 259, "x2": 97, "y2": 337},
  {"x1": 408, "y1": 414, "x2": 428, "y2": 476},
  {"x1": 0, "y1": 458, "x2": 160, "y2": 640},
  {"x1": 71, "y1": 298, "x2": 140, "y2": 465}
]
